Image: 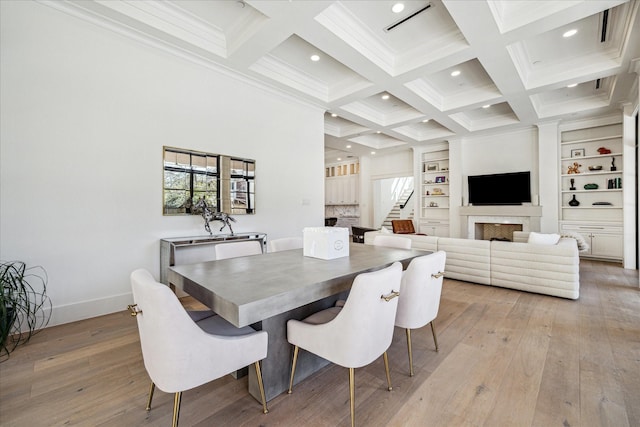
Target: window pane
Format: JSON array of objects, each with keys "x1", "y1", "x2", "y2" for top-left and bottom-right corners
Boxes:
[
  {"x1": 164, "y1": 170, "x2": 190, "y2": 190},
  {"x1": 193, "y1": 192, "x2": 217, "y2": 210},
  {"x1": 164, "y1": 190, "x2": 190, "y2": 214},
  {"x1": 231, "y1": 178, "x2": 247, "y2": 192}
]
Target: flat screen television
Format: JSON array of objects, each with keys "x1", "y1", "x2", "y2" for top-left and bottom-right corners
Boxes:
[{"x1": 468, "y1": 171, "x2": 531, "y2": 205}]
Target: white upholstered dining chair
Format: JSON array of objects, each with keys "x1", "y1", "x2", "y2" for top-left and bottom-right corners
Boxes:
[
  {"x1": 372, "y1": 234, "x2": 412, "y2": 249},
  {"x1": 129, "y1": 269, "x2": 269, "y2": 427},
  {"x1": 214, "y1": 240, "x2": 263, "y2": 259},
  {"x1": 394, "y1": 251, "x2": 446, "y2": 376},
  {"x1": 286, "y1": 262, "x2": 403, "y2": 427},
  {"x1": 268, "y1": 237, "x2": 303, "y2": 252}
]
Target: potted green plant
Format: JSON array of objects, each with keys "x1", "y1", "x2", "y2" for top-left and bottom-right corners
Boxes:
[{"x1": 0, "y1": 261, "x2": 52, "y2": 361}]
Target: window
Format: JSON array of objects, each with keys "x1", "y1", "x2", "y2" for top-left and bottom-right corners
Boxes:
[
  {"x1": 230, "y1": 158, "x2": 255, "y2": 214},
  {"x1": 163, "y1": 147, "x2": 219, "y2": 215}
]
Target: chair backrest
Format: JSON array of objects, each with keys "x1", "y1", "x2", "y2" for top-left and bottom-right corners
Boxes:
[
  {"x1": 269, "y1": 237, "x2": 303, "y2": 252},
  {"x1": 130, "y1": 269, "x2": 267, "y2": 393},
  {"x1": 130, "y1": 269, "x2": 216, "y2": 391},
  {"x1": 392, "y1": 219, "x2": 416, "y2": 234},
  {"x1": 373, "y1": 234, "x2": 412, "y2": 249},
  {"x1": 215, "y1": 240, "x2": 263, "y2": 260},
  {"x1": 395, "y1": 251, "x2": 446, "y2": 329},
  {"x1": 320, "y1": 262, "x2": 403, "y2": 368}
]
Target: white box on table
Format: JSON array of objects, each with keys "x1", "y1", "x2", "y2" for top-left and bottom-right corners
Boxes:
[{"x1": 303, "y1": 227, "x2": 349, "y2": 260}]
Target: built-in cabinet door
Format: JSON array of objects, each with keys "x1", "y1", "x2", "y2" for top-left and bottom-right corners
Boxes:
[
  {"x1": 325, "y1": 175, "x2": 359, "y2": 205},
  {"x1": 590, "y1": 233, "x2": 623, "y2": 259}
]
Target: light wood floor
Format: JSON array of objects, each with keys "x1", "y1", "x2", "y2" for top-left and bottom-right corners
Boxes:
[{"x1": 1, "y1": 259, "x2": 638, "y2": 426}]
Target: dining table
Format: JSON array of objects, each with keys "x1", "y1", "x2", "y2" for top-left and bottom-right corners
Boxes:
[{"x1": 168, "y1": 242, "x2": 429, "y2": 402}]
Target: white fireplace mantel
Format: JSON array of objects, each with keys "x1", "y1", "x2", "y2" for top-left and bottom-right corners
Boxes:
[
  {"x1": 459, "y1": 205, "x2": 542, "y2": 217},
  {"x1": 459, "y1": 205, "x2": 543, "y2": 239}
]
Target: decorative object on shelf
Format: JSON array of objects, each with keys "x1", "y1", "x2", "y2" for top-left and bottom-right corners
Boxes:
[
  {"x1": 610, "y1": 156, "x2": 616, "y2": 171},
  {"x1": 425, "y1": 163, "x2": 438, "y2": 172},
  {"x1": 607, "y1": 178, "x2": 622, "y2": 189},
  {"x1": 441, "y1": 167, "x2": 449, "y2": 171},
  {"x1": 571, "y1": 148, "x2": 585, "y2": 158},
  {"x1": 194, "y1": 197, "x2": 236, "y2": 235},
  {"x1": 425, "y1": 190, "x2": 430, "y2": 195},
  {"x1": 432, "y1": 188, "x2": 443, "y2": 195},
  {"x1": 424, "y1": 180, "x2": 433, "y2": 184},
  {"x1": 597, "y1": 147, "x2": 611, "y2": 154},
  {"x1": 593, "y1": 202, "x2": 613, "y2": 206},
  {"x1": 567, "y1": 162, "x2": 581, "y2": 174},
  {"x1": 1, "y1": 261, "x2": 51, "y2": 361},
  {"x1": 568, "y1": 195, "x2": 580, "y2": 206},
  {"x1": 429, "y1": 201, "x2": 439, "y2": 207},
  {"x1": 435, "y1": 176, "x2": 446, "y2": 183},
  {"x1": 583, "y1": 183, "x2": 599, "y2": 190},
  {"x1": 588, "y1": 165, "x2": 602, "y2": 171},
  {"x1": 569, "y1": 178, "x2": 576, "y2": 190}
]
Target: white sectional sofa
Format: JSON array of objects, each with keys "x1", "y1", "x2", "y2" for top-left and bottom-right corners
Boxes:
[{"x1": 365, "y1": 231, "x2": 580, "y2": 300}]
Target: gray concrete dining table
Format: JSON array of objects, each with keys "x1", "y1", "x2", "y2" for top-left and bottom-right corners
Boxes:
[{"x1": 168, "y1": 242, "x2": 429, "y2": 402}]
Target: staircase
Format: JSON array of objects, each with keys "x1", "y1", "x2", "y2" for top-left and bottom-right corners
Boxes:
[{"x1": 381, "y1": 189, "x2": 414, "y2": 229}]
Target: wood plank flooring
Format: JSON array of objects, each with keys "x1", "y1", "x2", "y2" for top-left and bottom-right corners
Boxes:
[{"x1": 0, "y1": 259, "x2": 638, "y2": 426}]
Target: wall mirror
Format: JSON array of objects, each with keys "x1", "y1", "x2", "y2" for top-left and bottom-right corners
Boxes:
[{"x1": 163, "y1": 146, "x2": 255, "y2": 215}]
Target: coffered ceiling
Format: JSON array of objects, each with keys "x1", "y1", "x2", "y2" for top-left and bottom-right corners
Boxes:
[{"x1": 50, "y1": 0, "x2": 640, "y2": 162}]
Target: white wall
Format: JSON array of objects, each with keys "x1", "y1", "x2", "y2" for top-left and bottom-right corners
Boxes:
[{"x1": 0, "y1": 1, "x2": 325, "y2": 326}]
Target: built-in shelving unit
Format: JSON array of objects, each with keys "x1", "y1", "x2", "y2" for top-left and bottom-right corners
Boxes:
[
  {"x1": 559, "y1": 122, "x2": 623, "y2": 261},
  {"x1": 419, "y1": 147, "x2": 450, "y2": 236}
]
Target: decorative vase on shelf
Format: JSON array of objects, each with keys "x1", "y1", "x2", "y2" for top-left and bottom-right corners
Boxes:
[
  {"x1": 568, "y1": 194, "x2": 580, "y2": 206},
  {"x1": 569, "y1": 178, "x2": 575, "y2": 190}
]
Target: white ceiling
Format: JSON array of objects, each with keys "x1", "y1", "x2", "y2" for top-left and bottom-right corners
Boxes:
[{"x1": 55, "y1": 0, "x2": 640, "y2": 162}]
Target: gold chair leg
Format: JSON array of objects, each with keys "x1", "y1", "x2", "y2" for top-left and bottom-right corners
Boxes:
[
  {"x1": 430, "y1": 320, "x2": 439, "y2": 352},
  {"x1": 146, "y1": 382, "x2": 155, "y2": 411},
  {"x1": 349, "y1": 367, "x2": 355, "y2": 427},
  {"x1": 406, "y1": 328, "x2": 414, "y2": 377},
  {"x1": 254, "y1": 361, "x2": 269, "y2": 414},
  {"x1": 288, "y1": 345, "x2": 299, "y2": 394},
  {"x1": 383, "y1": 351, "x2": 393, "y2": 391},
  {"x1": 172, "y1": 392, "x2": 182, "y2": 427}
]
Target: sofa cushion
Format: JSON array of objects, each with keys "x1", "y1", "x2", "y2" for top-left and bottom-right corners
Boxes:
[{"x1": 527, "y1": 231, "x2": 561, "y2": 245}]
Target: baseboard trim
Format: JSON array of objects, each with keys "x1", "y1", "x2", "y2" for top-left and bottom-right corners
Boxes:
[{"x1": 47, "y1": 292, "x2": 133, "y2": 327}]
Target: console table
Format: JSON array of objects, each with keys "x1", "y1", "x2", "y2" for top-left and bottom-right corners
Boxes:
[{"x1": 159, "y1": 233, "x2": 267, "y2": 286}]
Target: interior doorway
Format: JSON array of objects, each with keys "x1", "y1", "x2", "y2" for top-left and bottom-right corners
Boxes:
[{"x1": 372, "y1": 176, "x2": 414, "y2": 228}]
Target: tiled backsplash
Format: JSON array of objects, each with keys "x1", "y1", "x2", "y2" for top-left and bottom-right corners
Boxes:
[{"x1": 325, "y1": 205, "x2": 360, "y2": 218}]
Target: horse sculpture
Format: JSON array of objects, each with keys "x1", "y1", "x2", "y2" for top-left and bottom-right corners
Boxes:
[{"x1": 193, "y1": 198, "x2": 236, "y2": 236}]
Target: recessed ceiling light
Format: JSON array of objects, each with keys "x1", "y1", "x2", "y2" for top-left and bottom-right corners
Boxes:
[
  {"x1": 422, "y1": 119, "x2": 430, "y2": 123},
  {"x1": 482, "y1": 104, "x2": 490, "y2": 109},
  {"x1": 392, "y1": 3, "x2": 405, "y2": 13},
  {"x1": 376, "y1": 131, "x2": 381, "y2": 134},
  {"x1": 567, "y1": 83, "x2": 578, "y2": 88},
  {"x1": 563, "y1": 29, "x2": 577, "y2": 38},
  {"x1": 381, "y1": 94, "x2": 390, "y2": 100},
  {"x1": 310, "y1": 54, "x2": 320, "y2": 62},
  {"x1": 331, "y1": 113, "x2": 337, "y2": 117},
  {"x1": 346, "y1": 145, "x2": 351, "y2": 149},
  {"x1": 371, "y1": 151, "x2": 376, "y2": 155},
  {"x1": 451, "y1": 70, "x2": 461, "y2": 77},
  {"x1": 337, "y1": 157, "x2": 342, "y2": 161}
]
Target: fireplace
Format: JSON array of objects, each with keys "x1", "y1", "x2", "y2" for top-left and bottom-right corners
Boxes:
[{"x1": 474, "y1": 222, "x2": 523, "y2": 241}]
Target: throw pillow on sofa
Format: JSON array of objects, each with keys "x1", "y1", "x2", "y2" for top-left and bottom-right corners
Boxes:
[{"x1": 528, "y1": 231, "x2": 561, "y2": 245}]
